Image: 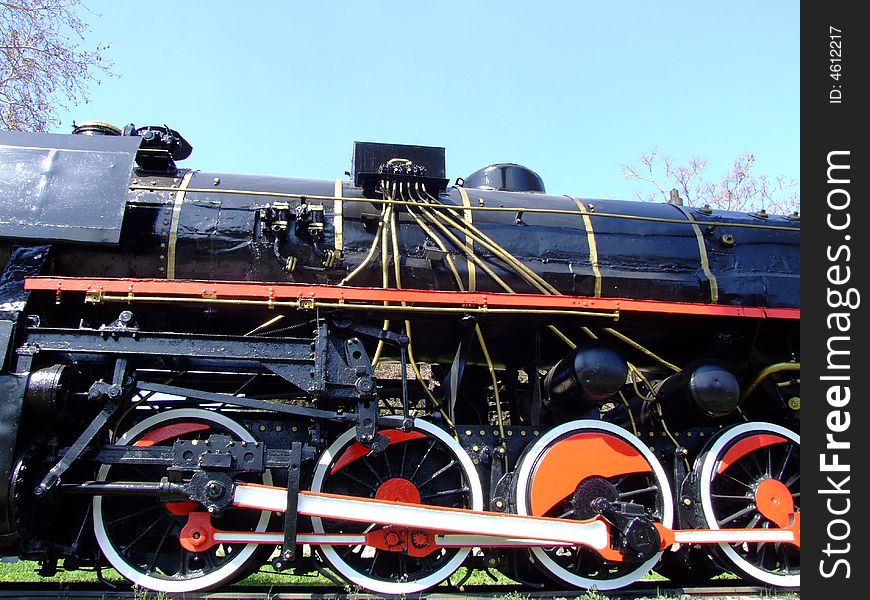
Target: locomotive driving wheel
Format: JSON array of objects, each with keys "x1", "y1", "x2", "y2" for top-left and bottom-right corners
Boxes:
[
  {"x1": 695, "y1": 422, "x2": 800, "y2": 587},
  {"x1": 513, "y1": 421, "x2": 674, "y2": 590},
  {"x1": 93, "y1": 409, "x2": 272, "y2": 593},
  {"x1": 310, "y1": 419, "x2": 483, "y2": 594}
]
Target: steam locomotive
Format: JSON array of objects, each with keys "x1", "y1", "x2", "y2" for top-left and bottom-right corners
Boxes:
[{"x1": 0, "y1": 123, "x2": 799, "y2": 593}]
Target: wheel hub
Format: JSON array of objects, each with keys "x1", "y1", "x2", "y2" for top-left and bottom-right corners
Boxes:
[
  {"x1": 374, "y1": 477, "x2": 422, "y2": 504},
  {"x1": 570, "y1": 476, "x2": 619, "y2": 520},
  {"x1": 754, "y1": 478, "x2": 794, "y2": 528}
]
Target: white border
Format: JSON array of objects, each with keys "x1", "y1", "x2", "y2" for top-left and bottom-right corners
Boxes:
[
  {"x1": 93, "y1": 409, "x2": 272, "y2": 593},
  {"x1": 310, "y1": 420, "x2": 484, "y2": 594},
  {"x1": 514, "y1": 420, "x2": 674, "y2": 590},
  {"x1": 697, "y1": 421, "x2": 800, "y2": 587}
]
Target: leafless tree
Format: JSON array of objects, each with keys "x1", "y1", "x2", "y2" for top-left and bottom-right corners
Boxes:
[
  {"x1": 622, "y1": 150, "x2": 800, "y2": 214},
  {"x1": 1, "y1": 0, "x2": 111, "y2": 132}
]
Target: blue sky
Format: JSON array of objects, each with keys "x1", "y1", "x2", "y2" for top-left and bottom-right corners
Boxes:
[{"x1": 56, "y1": 1, "x2": 799, "y2": 201}]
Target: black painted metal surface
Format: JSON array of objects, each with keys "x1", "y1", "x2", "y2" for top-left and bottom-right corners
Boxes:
[
  {"x1": 0, "y1": 130, "x2": 800, "y2": 589},
  {"x1": 464, "y1": 163, "x2": 546, "y2": 193},
  {"x1": 0, "y1": 129, "x2": 799, "y2": 309},
  {"x1": 0, "y1": 132, "x2": 140, "y2": 244}
]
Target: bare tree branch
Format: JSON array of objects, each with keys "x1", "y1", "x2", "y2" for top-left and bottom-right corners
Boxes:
[
  {"x1": 1, "y1": 0, "x2": 113, "y2": 131},
  {"x1": 622, "y1": 150, "x2": 799, "y2": 213}
]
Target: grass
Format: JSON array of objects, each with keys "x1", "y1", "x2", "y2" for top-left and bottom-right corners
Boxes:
[
  {"x1": 0, "y1": 558, "x2": 125, "y2": 585},
  {"x1": 0, "y1": 559, "x2": 799, "y2": 599}
]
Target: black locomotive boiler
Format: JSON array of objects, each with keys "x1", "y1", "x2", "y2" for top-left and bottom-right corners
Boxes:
[{"x1": 0, "y1": 123, "x2": 799, "y2": 593}]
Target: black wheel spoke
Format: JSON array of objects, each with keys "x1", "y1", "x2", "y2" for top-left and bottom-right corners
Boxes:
[
  {"x1": 704, "y1": 428, "x2": 800, "y2": 584},
  {"x1": 571, "y1": 548, "x2": 584, "y2": 573},
  {"x1": 777, "y1": 445, "x2": 794, "y2": 480},
  {"x1": 736, "y1": 458, "x2": 759, "y2": 481},
  {"x1": 722, "y1": 473, "x2": 753, "y2": 491},
  {"x1": 397, "y1": 553, "x2": 407, "y2": 580},
  {"x1": 338, "y1": 470, "x2": 379, "y2": 494},
  {"x1": 120, "y1": 514, "x2": 166, "y2": 557},
  {"x1": 416, "y1": 459, "x2": 457, "y2": 489},
  {"x1": 711, "y1": 493, "x2": 754, "y2": 501},
  {"x1": 420, "y1": 486, "x2": 469, "y2": 501},
  {"x1": 96, "y1": 411, "x2": 268, "y2": 588},
  {"x1": 399, "y1": 442, "x2": 408, "y2": 479},
  {"x1": 179, "y1": 548, "x2": 189, "y2": 578},
  {"x1": 750, "y1": 449, "x2": 765, "y2": 478},
  {"x1": 361, "y1": 457, "x2": 384, "y2": 485},
  {"x1": 107, "y1": 504, "x2": 161, "y2": 527},
  {"x1": 381, "y1": 446, "x2": 393, "y2": 479},
  {"x1": 717, "y1": 504, "x2": 756, "y2": 526},
  {"x1": 520, "y1": 430, "x2": 666, "y2": 586},
  {"x1": 409, "y1": 440, "x2": 436, "y2": 481},
  {"x1": 202, "y1": 549, "x2": 220, "y2": 572},
  {"x1": 757, "y1": 537, "x2": 769, "y2": 567},
  {"x1": 145, "y1": 520, "x2": 175, "y2": 574},
  {"x1": 618, "y1": 485, "x2": 658, "y2": 499},
  {"x1": 777, "y1": 544, "x2": 790, "y2": 572},
  {"x1": 315, "y1": 427, "x2": 478, "y2": 589},
  {"x1": 366, "y1": 549, "x2": 380, "y2": 576}
]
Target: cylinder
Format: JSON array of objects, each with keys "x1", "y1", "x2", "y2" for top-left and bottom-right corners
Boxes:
[
  {"x1": 545, "y1": 345, "x2": 628, "y2": 408},
  {"x1": 656, "y1": 361, "x2": 741, "y2": 421}
]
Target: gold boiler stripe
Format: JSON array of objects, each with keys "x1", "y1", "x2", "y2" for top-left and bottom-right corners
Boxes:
[
  {"x1": 672, "y1": 205, "x2": 719, "y2": 303},
  {"x1": 457, "y1": 187, "x2": 477, "y2": 292},
  {"x1": 333, "y1": 179, "x2": 344, "y2": 253},
  {"x1": 129, "y1": 185, "x2": 801, "y2": 232},
  {"x1": 569, "y1": 196, "x2": 602, "y2": 298},
  {"x1": 166, "y1": 171, "x2": 194, "y2": 280}
]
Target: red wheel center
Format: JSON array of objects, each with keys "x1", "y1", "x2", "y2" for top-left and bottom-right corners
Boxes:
[
  {"x1": 374, "y1": 478, "x2": 421, "y2": 504},
  {"x1": 754, "y1": 478, "x2": 794, "y2": 528},
  {"x1": 165, "y1": 501, "x2": 200, "y2": 516}
]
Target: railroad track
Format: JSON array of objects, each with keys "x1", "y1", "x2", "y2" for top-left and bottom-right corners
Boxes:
[{"x1": 0, "y1": 582, "x2": 793, "y2": 599}]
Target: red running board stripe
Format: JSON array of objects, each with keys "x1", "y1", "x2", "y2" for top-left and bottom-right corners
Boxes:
[{"x1": 25, "y1": 277, "x2": 800, "y2": 320}]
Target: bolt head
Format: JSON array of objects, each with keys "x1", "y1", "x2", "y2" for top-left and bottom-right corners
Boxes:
[
  {"x1": 206, "y1": 481, "x2": 225, "y2": 498},
  {"x1": 385, "y1": 531, "x2": 401, "y2": 546},
  {"x1": 356, "y1": 377, "x2": 375, "y2": 393}
]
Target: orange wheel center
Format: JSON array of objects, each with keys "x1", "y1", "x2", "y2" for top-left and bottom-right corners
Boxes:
[
  {"x1": 165, "y1": 501, "x2": 200, "y2": 516},
  {"x1": 375, "y1": 478, "x2": 421, "y2": 504},
  {"x1": 754, "y1": 478, "x2": 794, "y2": 528}
]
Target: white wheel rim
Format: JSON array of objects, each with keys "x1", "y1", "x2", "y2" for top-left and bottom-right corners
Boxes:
[
  {"x1": 310, "y1": 419, "x2": 483, "y2": 594},
  {"x1": 697, "y1": 421, "x2": 800, "y2": 587},
  {"x1": 93, "y1": 409, "x2": 272, "y2": 593},
  {"x1": 515, "y1": 420, "x2": 674, "y2": 590}
]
